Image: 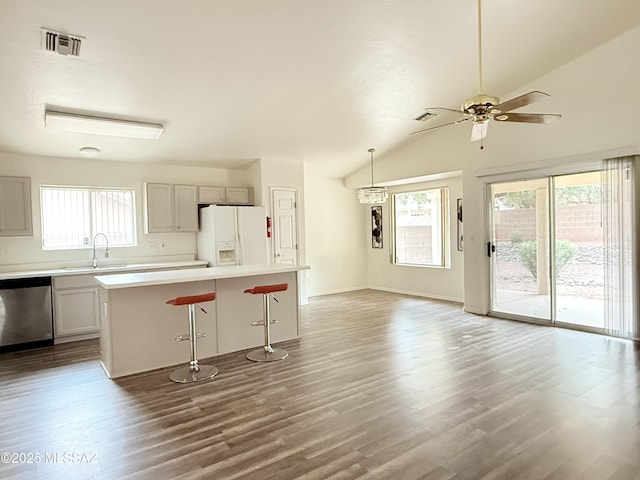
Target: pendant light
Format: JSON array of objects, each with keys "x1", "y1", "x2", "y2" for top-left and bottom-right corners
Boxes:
[{"x1": 357, "y1": 148, "x2": 388, "y2": 204}]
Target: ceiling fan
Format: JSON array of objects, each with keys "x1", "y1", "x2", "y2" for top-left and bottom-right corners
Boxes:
[{"x1": 410, "y1": 0, "x2": 561, "y2": 148}]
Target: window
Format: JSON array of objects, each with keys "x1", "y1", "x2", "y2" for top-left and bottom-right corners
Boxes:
[
  {"x1": 393, "y1": 188, "x2": 449, "y2": 267},
  {"x1": 41, "y1": 186, "x2": 136, "y2": 250}
]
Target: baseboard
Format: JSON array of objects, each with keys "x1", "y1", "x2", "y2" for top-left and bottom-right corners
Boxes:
[
  {"x1": 54, "y1": 332, "x2": 100, "y2": 344},
  {"x1": 463, "y1": 306, "x2": 487, "y2": 315},
  {"x1": 307, "y1": 286, "x2": 369, "y2": 297},
  {"x1": 368, "y1": 286, "x2": 463, "y2": 304},
  {"x1": 99, "y1": 361, "x2": 112, "y2": 379}
]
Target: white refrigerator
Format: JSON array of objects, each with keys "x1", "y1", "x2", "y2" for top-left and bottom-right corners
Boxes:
[{"x1": 197, "y1": 205, "x2": 268, "y2": 266}]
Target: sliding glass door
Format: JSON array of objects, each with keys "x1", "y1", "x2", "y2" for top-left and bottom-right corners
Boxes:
[
  {"x1": 489, "y1": 178, "x2": 551, "y2": 321},
  {"x1": 553, "y1": 172, "x2": 605, "y2": 329},
  {"x1": 488, "y1": 163, "x2": 635, "y2": 337}
]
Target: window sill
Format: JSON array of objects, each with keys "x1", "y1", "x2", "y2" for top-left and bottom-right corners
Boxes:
[{"x1": 394, "y1": 263, "x2": 450, "y2": 270}]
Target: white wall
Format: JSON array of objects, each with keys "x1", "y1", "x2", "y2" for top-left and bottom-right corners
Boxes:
[
  {"x1": 304, "y1": 175, "x2": 368, "y2": 296},
  {"x1": 367, "y1": 176, "x2": 464, "y2": 302},
  {"x1": 0, "y1": 151, "x2": 250, "y2": 270},
  {"x1": 253, "y1": 158, "x2": 310, "y2": 302},
  {"x1": 254, "y1": 158, "x2": 306, "y2": 263},
  {"x1": 344, "y1": 26, "x2": 640, "y2": 313}
]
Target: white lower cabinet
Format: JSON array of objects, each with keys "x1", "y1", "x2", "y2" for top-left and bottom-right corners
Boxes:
[
  {"x1": 53, "y1": 264, "x2": 204, "y2": 343},
  {"x1": 54, "y1": 288, "x2": 100, "y2": 338},
  {"x1": 53, "y1": 275, "x2": 100, "y2": 342}
]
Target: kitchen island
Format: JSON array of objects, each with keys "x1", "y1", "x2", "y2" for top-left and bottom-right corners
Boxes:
[{"x1": 96, "y1": 263, "x2": 310, "y2": 378}]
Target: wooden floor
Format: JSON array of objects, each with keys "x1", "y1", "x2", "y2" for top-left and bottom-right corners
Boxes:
[{"x1": 1, "y1": 290, "x2": 639, "y2": 480}]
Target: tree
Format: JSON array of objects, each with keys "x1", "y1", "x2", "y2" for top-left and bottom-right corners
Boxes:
[
  {"x1": 396, "y1": 192, "x2": 431, "y2": 208},
  {"x1": 555, "y1": 184, "x2": 601, "y2": 205},
  {"x1": 496, "y1": 184, "x2": 601, "y2": 209},
  {"x1": 495, "y1": 191, "x2": 536, "y2": 209}
]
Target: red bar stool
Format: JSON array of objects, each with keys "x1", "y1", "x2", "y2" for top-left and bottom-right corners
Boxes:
[
  {"x1": 244, "y1": 283, "x2": 289, "y2": 362},
  {"x1": 166, "y1": 292, "x2": 218, "y2": 383}
]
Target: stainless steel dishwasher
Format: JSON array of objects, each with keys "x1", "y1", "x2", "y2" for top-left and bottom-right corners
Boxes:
[{"x1": 0, "y1": 276, "x2": 53, "y2": 352}]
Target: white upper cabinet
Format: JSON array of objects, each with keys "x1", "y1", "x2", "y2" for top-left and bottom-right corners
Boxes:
[
  {"x1": 173, "y1": 184, "x2": 198, "y2": 231},
  {"x1": 0, "y1": 176, "x2": 32, "y2": 237},
  {"x1": 144, "y1": 183, "x2": 197, "y2": 233},
  {"x1": 198, "y1": 186, "x2": 226, "y2": 204},
  {"x1": 225, "y1": 187, "x2": 252, "y2": 205},
  {"x1": 197, "y1": 185, "x2": 253, "y2": 205},
  {"x1": 144, "y1": 183, "x2": 174, "y2": 233}
]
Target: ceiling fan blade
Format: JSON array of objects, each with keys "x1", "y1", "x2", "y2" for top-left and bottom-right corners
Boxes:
[
  {"x1": 470, "y1": 121, "x2": 488, "y2": 142},
  {"x1": 409, "y1": 117, "x2": 469, "y2": 136},
  {"x1": 495, "y1": 91, "x2": 550, "y2": 113},
  {"x1": 494, "y1": 113, "x2": 561, "y2": 124},
  {"x1": 413, "y1": 107, "x2": 462, "y2": 122}
]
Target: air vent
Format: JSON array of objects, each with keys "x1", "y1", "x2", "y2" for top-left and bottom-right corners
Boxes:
[
  {"x1": 414, "y1": 111, "x2": 438, "y2": 122},
  {"x1": 41, "y1": 28, "x2": 83, "y2": 57}
]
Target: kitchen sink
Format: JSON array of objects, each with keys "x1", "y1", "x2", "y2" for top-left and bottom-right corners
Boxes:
[{"x1": 63, "y1": 265, "x2": 128, "y2": 271}]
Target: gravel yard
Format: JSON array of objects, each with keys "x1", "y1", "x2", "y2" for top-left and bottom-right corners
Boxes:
[{"x1": 494, "y1": 242, "x2": 604, "y2": 300}]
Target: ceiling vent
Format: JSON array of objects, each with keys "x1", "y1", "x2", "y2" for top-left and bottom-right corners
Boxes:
[{"x1": 41, "y1": 28, "x2": 83, "y2": 57}]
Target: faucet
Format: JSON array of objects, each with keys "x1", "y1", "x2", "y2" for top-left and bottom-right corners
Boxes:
[{"x1": 92, "y1": 233, "x2": 110, "y2": 268}]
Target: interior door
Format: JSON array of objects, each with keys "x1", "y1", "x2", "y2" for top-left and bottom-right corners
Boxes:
[
  {"x1": 271, "y1": 188, "x2": 298, "y2": 264},
  {"x1": 489, "y1": 178, "x2": 552, "y2": 321}
]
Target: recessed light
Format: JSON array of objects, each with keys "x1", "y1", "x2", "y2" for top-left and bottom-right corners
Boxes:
[{"x1": 79, "y1": 146, "x2": 100, "y2": 157}]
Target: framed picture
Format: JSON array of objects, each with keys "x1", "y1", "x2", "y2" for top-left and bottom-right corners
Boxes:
[
  {"x1": 456, "y1": 198, "x2": 463, "y2": 251},
  {"x1": 371, "y1": 206, "x2": 383, "y2": 248}
]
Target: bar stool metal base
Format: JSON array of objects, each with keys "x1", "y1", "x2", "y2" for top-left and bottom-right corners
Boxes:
[
  {"x1": 247, "y1": 347, "x2": 289, "y2": 362},
  {"x1": 166, "y1": 293, "x2": 218, "y2": 384},
  {"x1": 244, "y1": 283, "x2": 290, "y2": 363},
  {"x1": 169, "y1": 364, "x2": 218, "y2": 383}
]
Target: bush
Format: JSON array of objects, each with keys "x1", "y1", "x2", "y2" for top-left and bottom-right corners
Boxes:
[
  {"x1": 518, "y1": 241, "x2": 538, "y2": 277},
  {"x1": 518, "y1": 240, "x2": 576, "y2": 279},
  {"x1": 556, "y1": 240, "x2": 577, "y2": 275},
  {"x1": 510, "y1": 230, "x2": 523, "y2": 244}
]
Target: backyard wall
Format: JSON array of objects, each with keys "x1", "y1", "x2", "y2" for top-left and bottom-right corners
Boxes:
[{"x1": 494, "y1": 204, "x2": 603, "y2": 243}]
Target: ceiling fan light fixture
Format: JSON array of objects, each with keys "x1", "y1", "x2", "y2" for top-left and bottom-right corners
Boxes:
[
  {"x1": 357, "y1": 148, "x2": 388, "y2": 204},
  {"x1": 410, "y1": 0, "x2": 561, "y2": 142}
]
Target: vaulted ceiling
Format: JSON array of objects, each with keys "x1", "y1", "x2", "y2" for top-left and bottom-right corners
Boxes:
[{"x1": 0, "y1": 0, "x2": 638, "y2": 178}]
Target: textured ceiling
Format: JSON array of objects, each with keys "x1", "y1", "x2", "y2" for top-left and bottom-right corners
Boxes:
[{"x1": 0, "y1": 0, "x2": 638, "y2": 177}]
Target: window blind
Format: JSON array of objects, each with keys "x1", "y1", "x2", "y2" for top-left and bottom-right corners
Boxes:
[{"x1": 41, "y1": 186, "x2": 136, "y2": 250}]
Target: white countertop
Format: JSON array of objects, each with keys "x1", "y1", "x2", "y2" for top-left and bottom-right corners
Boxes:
[
  {"x1": 96, "y1": 263, "x2": 310, "y2": 289},
  {"x1": 0, "y1": 260, "x2": 208, "y2": 281}
]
